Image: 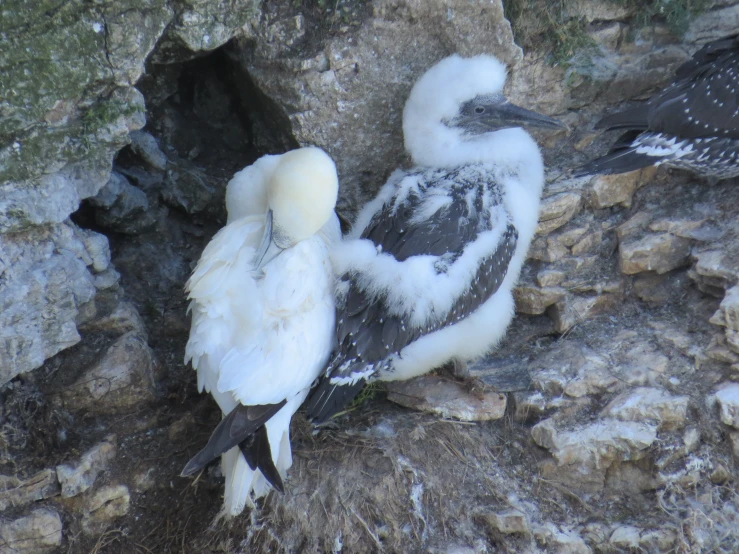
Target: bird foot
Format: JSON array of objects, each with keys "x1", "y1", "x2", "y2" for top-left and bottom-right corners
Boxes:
[{"x1": 443, "y1": 358, "x2": 470, "y2": 380}]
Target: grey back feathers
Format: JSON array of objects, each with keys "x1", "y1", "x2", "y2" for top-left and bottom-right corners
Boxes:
[{"x1": 576, "y1": 33, "x2": 739, "y2": 179}]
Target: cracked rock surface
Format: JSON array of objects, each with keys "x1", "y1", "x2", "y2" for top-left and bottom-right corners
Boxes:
[{"x1": 2, "y1": 0, "x2": 739, "y2": 552}]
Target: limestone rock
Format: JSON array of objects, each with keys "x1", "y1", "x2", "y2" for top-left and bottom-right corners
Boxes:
[
  {"x1": 536, "y1": 192, "x2": 582, "y2": 235},
  {"x1": 614, "y1": 342, "x2": 670, "y2": 386},
  {"x1": 133, "y1": 469, "x2": 157, "y2": 493},
  {"x1": 547, "y1": 293, "x2": 620, "y2": 333},
  {"x1": 639, "y1": 528, "x2": 678, "y2": 551},
  {"x1": 0, "y1": 470, "x2": 60, "y2": 512},
  {"x1": 710, "y1": 285, "x2": 739, "y2": 332},
  {"x1": 537, "y1": 268, "x2": 567, "y2": 287},
  {"x1": 56, "y1": 435, "x2": 117, "y2": 498},
  {"x1": 513, "y1": 391, "x2": 570, "y2": 422},
  {"x1": 649, "y1": 216, "x2": 722, "y2": 242},
  {"x1": 386, "y1": 376, "x2": 506, "y2": 421},
  {"x1": 633, "y1": 271, "x2": 690, "y2": 303},
  {"x1": 513, "y1": 286, "x2": 566, "y2": 315},
  {"x1": 481, "y1": 510, "x2": 529, "y2": 535},
  {"x1": 0, "y1": 223, "x2": 97, "y2": 385},
  {"x1": 532, "y1": 418, "x2": 657, "y2": 469},
  {"x1": 161, "y1": 158, "x2": 220, "y2": 214},
  {"x1": 0, "y1": 508, "x2": 62, "y2": 553},
  {"x1": 689, "y1": 247, "x2": 739, "y2": 295},
  {"x1": 563, "y1": 356, "x2": 618, "y2": 398},
  {"x1": 587, "y1": 168, "x2": 653, "y2": 209},
  {"x1": 532, "y1": 523, "x2": 592, "y2": 554},
  {"x1": 88, "y1": 172, "x2": 157, "y2": 234},
  {"x1": 619, "y1": 233, "x2": 692, "y2": 275},
  {"x1": 241, "y1": 0, "x2": 522, "y2": 211},
  {"x1": 80, "y1": 300, "x2": 148, "y2": 338},
  {"x1": 609, "y1": 525, "x2": 641, "y2": 549},
  {"x1": 730, "y1": 432, "x2": 739, "y2": 458},
  {"x1": 687, "y1": 4, "x2": 739, "y2": 43},
  {"x1": 714, "y1": 383, "x2": 739, "y2": 430},
  {"x1": 162, "y1": 0, "x2": 260, "y2": 55},
  {"x1": 128, "y1": 131, "x2": 168, "y2": 171},
  {"x1": 81, "y1": 484, "x2": 131, "y2": 536},
  {"x1": 602, "y1": 387, "x2": 689, "y2": 430},
  {"x1": 61, "y1": 332, "x2": 155, "y2": 414}
]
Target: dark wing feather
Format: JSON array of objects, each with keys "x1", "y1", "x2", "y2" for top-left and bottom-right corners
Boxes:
[
  {"x1": 674, "y1": 34, "x2": 739, "y2": 80},
  {"x1": 181, "y1": 401, "x2": 286, "y2": 476},
  {"x1": 647, "y1": 52, "x2": 739, "y2": 139},
  {"x1": 572, "y1": 134, "x2": 656, "y2": 177},
  {"x1": 581, "y1": 35, "x2": 739, "y2": 176},
  {"x1": 306, "y1": 168, "x2": 518, "y2": 422},
  {"x1": 595, "y1": 104, "x2": 650, "y2": 131},
  {"x1": 239, "y1": 426, "x2": 285, "y2": 493}
]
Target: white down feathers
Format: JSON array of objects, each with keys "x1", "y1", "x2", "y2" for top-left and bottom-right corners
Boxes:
[{"x1": 332, "y1": 169, "x2": 512, "y2": 329}]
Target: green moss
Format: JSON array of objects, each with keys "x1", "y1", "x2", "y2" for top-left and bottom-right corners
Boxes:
[
  {"x1": 612, "y1": 0, "x2": 708, "y2": 35},
  {"x1": 0, "y1": 1, "x2": 110, "y2": 139},
  {"x1": 328, "y1": 382, "x2": 382, "y2": 420},
  {"x1": 81, "y1": 101, "x2": 141, "y2": 131},
  {"x1": 504, "y1": 0, "x2": 708, "y2": 68},
  {"x1": 504, "y1": 0, "x2": 596, "y2": 68}
]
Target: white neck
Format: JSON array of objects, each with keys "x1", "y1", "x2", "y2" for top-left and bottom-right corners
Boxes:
[{"x1": 406, "y1": 126, "x2": 545, "y2": 197}]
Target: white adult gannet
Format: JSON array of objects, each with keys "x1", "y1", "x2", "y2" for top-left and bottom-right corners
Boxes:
[
  {"x1": 182, "y1": 147, "x2": 341, "y2": 515},
  {"x1": 306, "y1": 54, "x2": 564, "y2": 422}
]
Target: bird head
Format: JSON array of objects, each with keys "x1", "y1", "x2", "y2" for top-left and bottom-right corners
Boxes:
[
  {"x1": 255, "y1": 147, "x2": 339, "y2": 269},
  {"x1": 224, "y1": 155, "x2": 281, "y2": 224},
  {"x1": 403, "y1": 54, "x2": 564, "y2": 167}
]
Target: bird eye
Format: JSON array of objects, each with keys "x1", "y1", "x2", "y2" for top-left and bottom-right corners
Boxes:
[{"x1": 474, "y1": 106, "x2": 485, "y2": 114}]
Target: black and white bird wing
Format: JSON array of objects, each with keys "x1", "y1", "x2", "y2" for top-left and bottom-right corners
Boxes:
[
  {"x1": 673, "y1": 34, "x2": 739, "y2": 81},
  {"x1": 181, "y1": 401, "x2": 286, "y2": 477},
  {"x1": 577, "y1": 34, "x2": 739, "y2": 176},
  {"x1": 306, "y1": 168, "x2": 519, "y2": 422},
  {"x1": 596, "y1": 34, "x2": 739, "y2": 136}
]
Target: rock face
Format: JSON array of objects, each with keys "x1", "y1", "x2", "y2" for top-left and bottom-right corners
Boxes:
[
  {"x1": 56, "y1": 436, "x2": 117, "y2": 498},
  {"x1": 0, "y1": 470, "x2": 60, "y2": 512},
  {"x1": 60, "y1": 333, "x2": 156, "y2": 414},
  {"x1": 0, "y1": 509, "x2": 62, "y2": 554},
  {"x1": 239, "y1": 0, "x2": 523, "y2": 212},
  {"x1": 0, "y1": 224, "x2": 101, "y2": 384},
  {"x1": 3, "y1": 0, "x2": 739, "y2": 552}
]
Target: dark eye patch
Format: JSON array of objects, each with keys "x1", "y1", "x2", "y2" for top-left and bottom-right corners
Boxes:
[{"x1": 474, "y1": 106, "x2": 485, "y2": 114}]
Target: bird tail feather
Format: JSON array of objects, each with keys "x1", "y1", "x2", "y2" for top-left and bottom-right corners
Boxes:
[
  {"x1": 573, "y1": 147, "x2": 656, "y2": 178},
  {"x1": 222, "y1": 446, "x2": 258, "y2": 517}
]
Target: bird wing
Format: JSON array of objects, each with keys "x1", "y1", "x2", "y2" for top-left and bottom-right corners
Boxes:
[
  {"x1": 647, "y1": 49, "x2": 739, "y2": 139},
  {"x1": 595, "y1": 35, "x2": 739, "y2": 139},
  {"x1": 579, "y1": 37, "x2": 739, "y2": 177},
  {"x1": 673, "y1": 34, "x2": 739, "y2": 81},
  {"x1": 306, "y1": 167, "x2": 519, "y2": 422}
]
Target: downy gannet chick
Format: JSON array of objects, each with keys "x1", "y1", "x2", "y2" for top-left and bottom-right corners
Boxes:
[
  {"x1": 306, "y1": 54, "x2": 564, "y2": 422},
  {"x1": 575, "y1": 34, "x2": 739, "y2": 180},
  {"x1": 182, "y1": 147, "x2": 341, "y2": 515}
]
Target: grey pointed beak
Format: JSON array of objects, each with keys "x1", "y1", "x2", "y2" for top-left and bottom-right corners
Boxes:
[
  {"x1": 490, "y1": 101, "x2": 567, "y2": 130},
  {"x1": 255, "y1": 210, "x2": 284, "y2": 271}
]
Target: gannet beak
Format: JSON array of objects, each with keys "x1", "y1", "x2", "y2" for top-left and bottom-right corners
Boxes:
[
  {"x1": 487, "y1": 101, "x2": 567, "y2": 130},
  {"x1": 255, "y1": 210, "x2": 284, "y2": 271}
]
